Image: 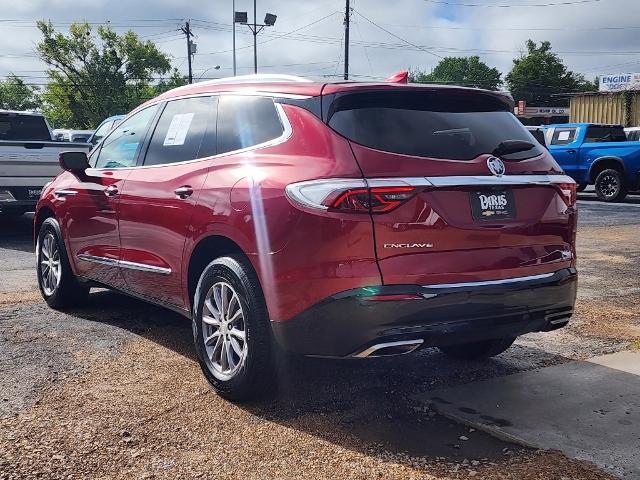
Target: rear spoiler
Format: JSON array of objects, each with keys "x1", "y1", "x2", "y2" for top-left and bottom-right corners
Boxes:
[{"x1": 384, "y1": 71, "x2": 409, "y2": 84}]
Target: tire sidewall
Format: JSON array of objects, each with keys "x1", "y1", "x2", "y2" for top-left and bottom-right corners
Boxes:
[{"x1": 192, "y1": 256, "x2": 270, "y2": 399}]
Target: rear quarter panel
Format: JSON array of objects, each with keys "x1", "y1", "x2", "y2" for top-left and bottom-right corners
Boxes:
[{"x1": 184, "y1": 104, "x2": 381, "y2": 320}]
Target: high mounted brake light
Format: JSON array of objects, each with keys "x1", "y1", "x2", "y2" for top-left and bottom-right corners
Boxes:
[{"x1": 285, "y1": 180, "x2": 417, "y2": 214}]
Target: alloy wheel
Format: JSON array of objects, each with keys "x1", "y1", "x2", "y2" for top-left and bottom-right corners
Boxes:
[
  {"x1": 202, "y1": 281, "x2": 248, "y2": 381},
  {"x1": 599, "y1": 173, "x2": 619, "y2": 199},
  {"x1": 39, "y1": 233, "x2": 61, "y2": 296}
]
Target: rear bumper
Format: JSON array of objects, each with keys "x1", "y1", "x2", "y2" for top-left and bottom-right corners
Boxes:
[{"x1": 271, "y1": 268, "x2": 577, "y2": 357}]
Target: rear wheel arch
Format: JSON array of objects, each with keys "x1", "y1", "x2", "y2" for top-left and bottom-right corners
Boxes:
[
  {"x1": 186, "y1": 235, "x2": 258, "y2": 311},
  {"x1": 589, "y1": 157, "x2": 625, "y2": 183}
]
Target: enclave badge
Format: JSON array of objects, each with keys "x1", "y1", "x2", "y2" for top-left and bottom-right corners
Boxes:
[{"x1": 487, "y1": 156, "x2": 505, "y2": 177}]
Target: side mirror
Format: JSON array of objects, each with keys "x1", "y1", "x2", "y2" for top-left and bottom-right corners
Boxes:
[{"x1": 59, "y1": 151, "x2": 90, "y2": 173}]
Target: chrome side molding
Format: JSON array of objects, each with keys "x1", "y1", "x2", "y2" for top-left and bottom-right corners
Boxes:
[
  {"x1": 78, "y1": 254, "x2": 171, "y2": 275},
  {"x1": 369, "y1": 174, "x2": 575, "y2": 188},
  {"x1": 423, "y1": 272, "x2": 556, "y2": 289}
]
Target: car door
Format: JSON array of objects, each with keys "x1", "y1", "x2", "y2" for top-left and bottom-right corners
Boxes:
[
  {"x1": 117, "y1": 96, "x2": 217, "y2": 309},
  {"x1": 548, "y1": 126, "x2": 581, "y2": 180},
  {"x1": 63, "y1": 104, "x2": 160, "y2": 288}
]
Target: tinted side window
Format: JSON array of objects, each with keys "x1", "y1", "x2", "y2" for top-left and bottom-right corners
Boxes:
[
  {"x1": 144, "y1": 96, "x2": 217, "y2": 166},
  {"x1": 550, "y1": 128, "x2": 577, "y2": 146},
  {"x1": 217, "y1": 96, "x2": 284, "y2": 154},
  {"x1": 93, "y1": 105, "x2": 159, "y2": 168},
  {"x1": 584, "y1": 126, "x2": 627, "y2": 143}
]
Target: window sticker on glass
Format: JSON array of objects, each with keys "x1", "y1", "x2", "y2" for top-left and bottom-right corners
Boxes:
[
  {"x1": 163, "y1": 112, "x2": 194, "y2": 146},
  {"x1": 558, "y1": 131, "x2": 571, "y2": 141}
]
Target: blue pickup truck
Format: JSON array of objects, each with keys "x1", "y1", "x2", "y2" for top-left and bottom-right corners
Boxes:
[{"x1": 543, "y1": 123, "x2": 640, "y2": 202}]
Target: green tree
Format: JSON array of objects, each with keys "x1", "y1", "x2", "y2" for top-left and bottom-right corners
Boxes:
[
  {"x1": 410, "y1": 56, "x2": 502, "y2": 90},
  {"x1": 505, "y1": 40, "x2": 596, "y2": 107},
  {"x1": 0, "y1": 74, "x2": 41, "y2": 110},
  {"x1": 36, "y1": 21, "x2": 175, "y2": 128}
]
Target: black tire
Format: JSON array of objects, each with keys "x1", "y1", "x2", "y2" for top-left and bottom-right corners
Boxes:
[
  {"x1": 36, "y1": 217, "x2": 90, "y2": 309},
  {"x1": 576, "y1": 183, "x2": 588, "y2": 193},
  {"x1": 594, "y1": 168, "x2": 628, "y2": 202},
  {"x1": 192, "y1": 255, "x2": 276, "y2": 401},
  {"x1": 438, "y1": 337, "x2": 515, "y2": 360}
]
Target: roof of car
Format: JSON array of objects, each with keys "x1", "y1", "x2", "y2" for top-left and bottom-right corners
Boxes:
[{"x1": 153, "y1": 73, "x2": 513, "y2": 103}]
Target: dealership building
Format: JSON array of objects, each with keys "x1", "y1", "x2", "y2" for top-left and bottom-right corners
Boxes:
[{"x1": 568, "y1": 73, "x2": 640, "y2": 126}]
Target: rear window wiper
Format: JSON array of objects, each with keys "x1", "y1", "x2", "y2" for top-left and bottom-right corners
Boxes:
[{"x1": 492, "y1": 140, "x2": 536, "y2": 157}]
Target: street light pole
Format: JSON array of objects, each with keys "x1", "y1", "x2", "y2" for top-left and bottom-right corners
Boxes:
[
  {"x1": 253, "y1": 0, "x2": 258, "y2": 74},
  {"x1": 236, "y1": 3, "x2": 276, "y2": 75}
]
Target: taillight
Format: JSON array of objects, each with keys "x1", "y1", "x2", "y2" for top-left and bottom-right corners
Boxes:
[
  {"x1": 556, "y1": 182, "x2": 577, "y2": 207},
  {"x1": 285, "y1": 179, "x2": 417, "y2": 214},
  {"x1": 327, "y1": 186, "x2": 415, "y2": 213}
]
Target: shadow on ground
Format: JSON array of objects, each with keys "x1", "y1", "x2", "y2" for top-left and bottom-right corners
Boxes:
[{"x1": 61, "y1": 289, "x2": 584, "y2": 464}]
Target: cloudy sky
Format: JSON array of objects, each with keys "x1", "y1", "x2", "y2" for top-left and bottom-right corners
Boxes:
[{"x1": 1, "y1": 0, "x2": 640, "y2": 86}]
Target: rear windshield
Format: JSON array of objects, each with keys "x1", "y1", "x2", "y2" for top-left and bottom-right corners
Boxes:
[
  {"x1": 0, "y1": 114, "x2": 51, "y2": 141},
  {"x1": 326, "y1": 91, "x2": 544, "y2": 161}
]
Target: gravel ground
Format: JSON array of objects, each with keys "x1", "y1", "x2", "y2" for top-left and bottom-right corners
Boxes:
[{"x1": 0, "y1": 194, "x2": 638, "y2": 479}]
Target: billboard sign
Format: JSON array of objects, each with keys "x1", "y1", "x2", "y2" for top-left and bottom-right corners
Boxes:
[{"x1": 599, "y1": 73, "x2": 640, "y2": 92}]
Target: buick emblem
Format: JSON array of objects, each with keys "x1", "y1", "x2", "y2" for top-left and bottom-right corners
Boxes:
[{"x1": 487, "y1": 156, "x2": 505, "y2": 177}]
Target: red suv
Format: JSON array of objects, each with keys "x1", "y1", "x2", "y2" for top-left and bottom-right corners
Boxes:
[{"x1": 35, "y1": 74, "x2": 577, "y2": 400}]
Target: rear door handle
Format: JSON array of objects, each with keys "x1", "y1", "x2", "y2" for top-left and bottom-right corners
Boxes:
[
  {"x1": 174, "y1": 186, "x2": 194, "y2": 199},
  {"x1": 567, "y1": 149, "x2": 576, "y2": 154},
  {"x1": 104, "y1": 185, "x2": 119, "y2": 197}
]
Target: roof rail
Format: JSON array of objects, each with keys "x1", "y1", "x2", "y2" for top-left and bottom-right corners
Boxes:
[
  {"x1": 163, "y1": 74, "x2": 313, "y2": 95},
  {"x1": 195, "y1": 74, "x2": 312, "y2": 86}
]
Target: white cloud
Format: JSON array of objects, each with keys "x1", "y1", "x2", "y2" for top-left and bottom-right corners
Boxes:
[{"x1": 1, "y1": 0, "x2": 639, "y2": 84}]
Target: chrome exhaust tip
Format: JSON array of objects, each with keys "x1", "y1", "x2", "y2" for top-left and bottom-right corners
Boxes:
[{"x1": 353, "y1": 339, "x2": 424, "y2": 358}]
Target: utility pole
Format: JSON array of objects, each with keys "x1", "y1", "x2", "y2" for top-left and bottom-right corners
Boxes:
[
  {"x1": 232, "y1": 0, "x2": 237, "y2": 76},
  {"x1": 181, "y1": 21, "x2": 194, "y2": 83},
  {"x1": 253, "y1": 0, "x2": 258, "y2": 74},
  {"x1": 344, "y1": 0, "x2": 350, "y2": 80}
]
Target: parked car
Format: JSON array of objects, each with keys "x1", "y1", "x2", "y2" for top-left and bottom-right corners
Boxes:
[
  {"x1": 52, "y1": 129, "x2": 94, "y2": 143},
  {"x1": 87, "y1": 115, "x2": 125, "y2": 146},
  {"x1": 625, "y1": 127, "x2": 640, "y2": 141},
  {"x1": 543, "y1": 123, "x2": 640, "y2": 201},
  {"x1": 0, "y1": 110, "x2": 90, "y2": 216},
  {"x1": 35, "y1": 74, "x2": 578, "y2": 400}
]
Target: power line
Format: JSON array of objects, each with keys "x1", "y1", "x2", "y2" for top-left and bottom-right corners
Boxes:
[
  {"x1": 352, "y1": 10, "x2": 445, "y2": 60},
  {"x1": 423, "y1": 0, "x2": 603, "y2": 6},
  {"x1": 197, "y1": 11, "x2": 340, "y2": 56}
]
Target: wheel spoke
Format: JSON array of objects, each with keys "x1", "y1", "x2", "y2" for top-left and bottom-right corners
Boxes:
[
  {"x1": 228, "y1": 309, "x2": 243, "y2": 323},
  {"x1": 220, "y1": 339, "x2": 228, "y2": 370},
  {"x1": 204, "y1": 331, "x2": 221, "y2": 346},
  {"x1": 213, "y1": 285, "x2": 223, "y2": 315},
  {"x1": 210, "y1": 335, "x2": 223, "y2": 362},
  {"x1": 229, "y1": 327, "x2": 245, "y2": 341},
  {"x1": 220, "y1": 284, "x2": 228, "y2": 318},
  {"x1": 225, "y1": 340, "x2": 236, "y2": 370},
  {"x1": 227, "y1": 294, "x2": 238, "y2": 319},
  {"x1": 230, "y1": 337, "x2": 243, "y2": 357},
  {"x1": 202, "y1": 314, "x2": 221, "y2": 326}
]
